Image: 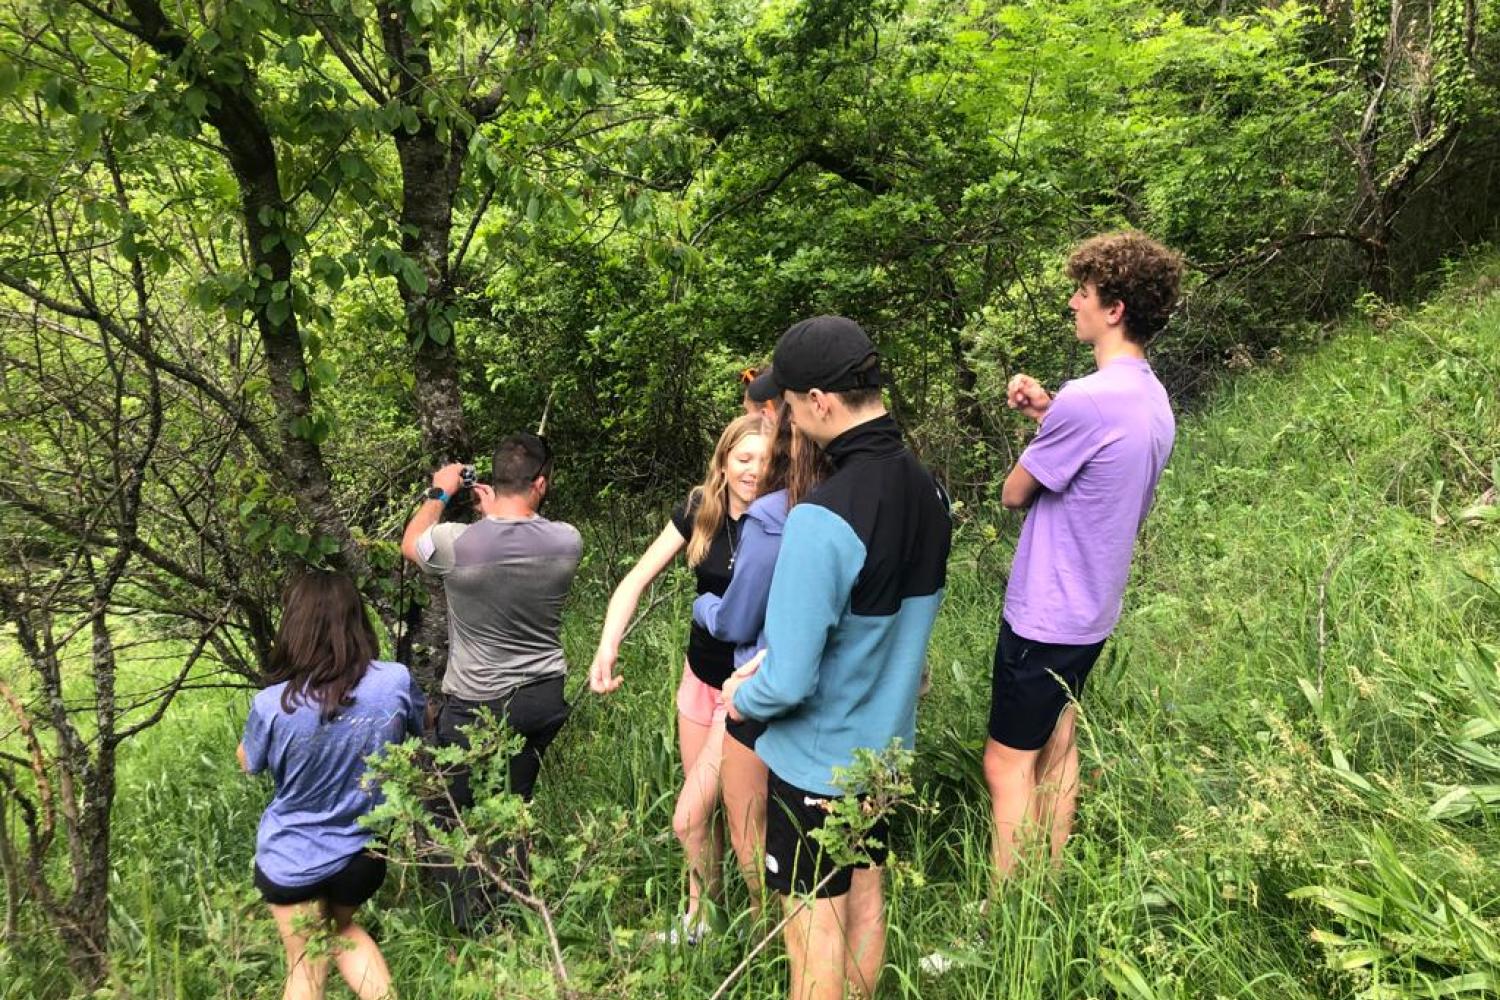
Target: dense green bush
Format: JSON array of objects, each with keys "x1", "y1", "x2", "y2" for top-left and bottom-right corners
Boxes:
[{"x1": 2, "y1": 0, "x2": 1498, "y2": 986}]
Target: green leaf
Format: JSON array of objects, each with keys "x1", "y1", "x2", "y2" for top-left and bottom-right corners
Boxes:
[
  {"x1": 1427, "y1": 784, "x2": 1500, "y2": 821},
  {"x1": 182, "y1": 87, "x2": 208, "y2": 118},
  {"x1": 0, "y1": 63, "x2": 19, "y2": 99},
  {"x1": 42, "y1": 77, "x2": 79, "y2": 115},
  {"x1": 280, "y1": 40, "x2": 304, "y2": 69},
  {"x1": 311, "y1": 358, "x2": 337, "y2": 386},
  {"x1": 400, "y1": 258, "x2": 429, "y2": 295},
  {"x1": 266, "y1": 297, "x2": 292, "y2": 326}
]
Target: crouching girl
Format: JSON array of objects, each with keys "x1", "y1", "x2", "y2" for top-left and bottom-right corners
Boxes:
[{"x1": 238, "y1": 570, "x2": 424, "y2": 1000}]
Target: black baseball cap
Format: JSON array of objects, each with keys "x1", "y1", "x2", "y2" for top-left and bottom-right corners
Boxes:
[
  {"x1": 747, "y1": 316, "x2": 883, "y2": 398},
  {"x1": 742, "y1": 365, "x2": 781, "y2": 403}
]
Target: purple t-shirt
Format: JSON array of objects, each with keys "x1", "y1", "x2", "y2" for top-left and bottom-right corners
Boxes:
[
  {"x1": 1004, "y1": 357, "x2": 1175, "y2": 644},
  {"x1": 242, "y1": 660, "x2": 425, "y2": 886}
]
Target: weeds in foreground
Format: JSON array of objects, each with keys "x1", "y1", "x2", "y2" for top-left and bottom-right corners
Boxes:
[{"x1": 2, "y1": 257, "x2": 1498, "y2": 997}]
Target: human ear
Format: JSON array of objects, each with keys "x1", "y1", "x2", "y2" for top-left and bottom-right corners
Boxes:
[{"x1": 807, "y1": 388, "x2": 830, "y2": 418}]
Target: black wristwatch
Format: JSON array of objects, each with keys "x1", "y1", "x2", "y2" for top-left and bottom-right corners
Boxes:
[{"x1": 422, "y1": 486, "x2": 450, "y2": 504}]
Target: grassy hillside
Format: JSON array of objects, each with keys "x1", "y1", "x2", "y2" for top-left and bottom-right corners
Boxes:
[{"x1": 4, "y1": 258, "x2": 1497, "y2": 998}]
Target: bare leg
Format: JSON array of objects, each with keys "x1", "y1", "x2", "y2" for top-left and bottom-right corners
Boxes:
[
  {"x1": 720, "y1": 734, "x2": 768, "y2": 918},
  {"x1": 983, "y1": 737, "x2": 1043, "y2": 884},
  {"x1": 326, "y1": 903, "x2": 393, "y2": 1000},
  {"x1": 842, "y1": 867, "x2": 885, "y2": 998},
  {"x1": 269, "y1": 901, "x2": 330, "y2": 1000},
  {"x1": 784, "y1": 892, "x2": 849, "y2": 1000},
  {"x1": 675, "y1": 710, "x2": 725, "y2": 921},
  {"x1": 1030, "y1": 706, "x2": 1080, "y2": 867}
]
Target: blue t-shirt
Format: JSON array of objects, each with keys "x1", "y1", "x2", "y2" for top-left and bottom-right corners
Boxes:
[{"x1": 242, "y1": 660, "x2": 425, "y2": 886}]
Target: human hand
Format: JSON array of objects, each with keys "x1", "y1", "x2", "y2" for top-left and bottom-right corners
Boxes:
[
  {"x1": 589, "y1": 646, "x2": 623, "y2": 694},
  {"x1": 1006, "y1": 374, "x2": 1051, "y2": 422},
  {"x1": 432, "y1": 462, "x2": 466, "y2": 494},
  {"x1": 736, "y1": 649, "x2": 766, "y2": 678},
  {"x1": 721, "y1": 673, "x2": 746, "y2": 721},
  {"x1": 719, "y1": 649, "x2": 765, "y2": 721},
  {"x1": 472, "y1": 483, "x2": 498, "y2": 516}
]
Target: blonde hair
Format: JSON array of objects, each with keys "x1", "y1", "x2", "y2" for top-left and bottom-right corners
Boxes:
[{"x1": 686, "y1": 413, "x2": 769, "y2": 567}]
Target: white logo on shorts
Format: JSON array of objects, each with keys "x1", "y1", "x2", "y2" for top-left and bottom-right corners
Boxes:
[{"x1": 766, "y1": 854, "x2": 780, "y2": 875}]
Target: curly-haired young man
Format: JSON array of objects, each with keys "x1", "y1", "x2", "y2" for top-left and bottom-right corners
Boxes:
[{"x1": 985, "y1": 232, "x2": 1183, "y2": 882}]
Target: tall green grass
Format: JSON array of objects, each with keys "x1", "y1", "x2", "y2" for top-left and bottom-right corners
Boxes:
[{"x1": 3, "y1": 258, "x2": 1496, "y2": 997}]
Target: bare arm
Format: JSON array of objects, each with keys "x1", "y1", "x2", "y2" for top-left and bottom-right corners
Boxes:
[
  {"x1": 588, "y1": 522, "x2": 686, "y2": 694},
  {"x1": 400, "y1": 463, "x2": 465, "y2": 563},
  {"x1": 1001, "y1": 371, "x2": 1053, "y2": 510},
  {"x1": 236, "y1": 742, "x2": 249, "y2": 773},
  {"x1": 1001, "y1": 461, "x2": 1044, "y2": 511}
]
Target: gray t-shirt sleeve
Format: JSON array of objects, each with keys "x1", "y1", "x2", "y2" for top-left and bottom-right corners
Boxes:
[{"x1": 414, "y1": 522, "x2": 466, "y2": 576}]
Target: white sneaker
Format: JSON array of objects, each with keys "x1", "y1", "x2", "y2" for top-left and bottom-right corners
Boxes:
[{"x1": 652, "y1": 911, "x2": 712, "y2": 947}]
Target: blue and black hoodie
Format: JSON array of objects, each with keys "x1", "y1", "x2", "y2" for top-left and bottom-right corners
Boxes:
[{"x1": 731, "y1": 414, "x2": 952, "y2": 796}]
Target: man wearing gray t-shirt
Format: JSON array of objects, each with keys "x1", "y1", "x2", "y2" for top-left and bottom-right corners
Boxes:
[
  {"x1": 402, "y1": 432, "x2": 581, "y2": 801},
  {"x1": 401, "y1": 433, "x2": 580, "y2": 928}
]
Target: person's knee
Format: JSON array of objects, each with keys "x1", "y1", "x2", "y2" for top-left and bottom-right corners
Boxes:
[
  {"x1": 983, "y1": 738, "x2": 1034, "y2": 788},
  {"x1": 672, "y1": 800, "x2": 702, "y2": 845},
  {"x1": 1039, "y1": 713, "x2": 1079, "y2": 769},
  {"x1": 723, "y1": 813, "x2": 752, "y2": 859}
]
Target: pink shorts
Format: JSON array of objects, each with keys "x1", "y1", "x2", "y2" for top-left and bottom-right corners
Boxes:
[{"x1": 676, "y1": 662, "x2": 728, "y2": 728}]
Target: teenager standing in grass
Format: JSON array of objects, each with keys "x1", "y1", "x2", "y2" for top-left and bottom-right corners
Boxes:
[
  {"x1": 692, "y1": 403, "x2": 831, "y2": 918},
  {"x1": 986, "y1": 231, "x2": 1182, "y2": 881},
  {"x1": 589, "y1": 413, "x2": 769, "y2": 943},
  {"x1": 238, "y1": 571, "x2": 424, "y2": 1000},
  {"x1": 722, "y1": 317, "x2": 952, "y2": 1000}
]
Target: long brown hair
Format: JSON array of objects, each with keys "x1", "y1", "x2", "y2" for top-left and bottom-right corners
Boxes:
[
  {"x1": 760, "y1": 401, "x2": 831, "y2": 508},
  {"x1": 266, "y1": 570, "x2": 379, "y2": 721},
  {"x1": 686, "y1": 413, "x2": 770, "y2": 567}
]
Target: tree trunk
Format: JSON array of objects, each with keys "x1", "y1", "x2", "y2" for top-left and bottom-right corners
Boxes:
[
  {"x1": 378, "y1": 5, "x2": 478, "y2": 692},
  {"x1": 395, "y1": 125, "x2": 472, "y2": 462},
  {"x1": 120, "y1": 0, "x2": 362, "y2": 577},
  {"x1": 391, "y1": 125, "x2": 471, "y2": 695}
]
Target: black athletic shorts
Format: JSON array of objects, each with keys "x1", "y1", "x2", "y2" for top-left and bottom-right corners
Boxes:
[
  {"x1": 725, "y1": 716, "x2": 766, "y2": 750},
  {"x1": 763, "y1": 771, "x2": 888, "y2": 899},
  {"x1": 254, "y1": 848, "x2": 386, "y2": 907},
  {"x1": 988, "y1": 619, "x2": 1106, "y2": 751}
]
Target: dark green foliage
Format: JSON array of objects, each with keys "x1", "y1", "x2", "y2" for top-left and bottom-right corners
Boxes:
[
  {"x1": 2, "y1": 0, "x2": 1500, "y2": 989},
  {"x1": 2, "y1": 252, "x2": 1494, "y2": 999}
]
